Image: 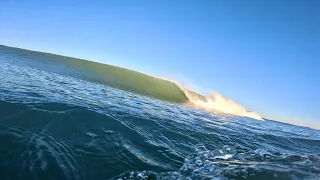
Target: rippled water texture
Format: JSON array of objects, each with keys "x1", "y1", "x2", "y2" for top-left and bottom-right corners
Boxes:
[{"x1": 1, "y1": 48, "x2": 320, "y2": 180}]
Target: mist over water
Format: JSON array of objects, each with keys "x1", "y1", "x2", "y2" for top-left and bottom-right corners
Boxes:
[{"x1": 1, "y1": 45, "x2": 320, "y2": 180}]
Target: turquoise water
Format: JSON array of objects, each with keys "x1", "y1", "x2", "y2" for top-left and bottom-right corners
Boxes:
[{"x1": 1, "y1": 46, "x2": 320, "y2": 180}]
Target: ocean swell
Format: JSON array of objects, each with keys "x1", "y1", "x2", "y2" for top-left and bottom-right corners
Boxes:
[{"x1": 0, "y1": 45, "x2": 262, "y2": 120}]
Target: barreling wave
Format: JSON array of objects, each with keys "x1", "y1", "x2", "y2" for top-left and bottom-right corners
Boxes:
[{"x1": 0, "y1": 45, "x2": 262, "y2": 120}]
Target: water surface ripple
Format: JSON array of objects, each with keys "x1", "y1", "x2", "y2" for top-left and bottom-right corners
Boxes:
[{"x1": 0, "y1": 50, "x2": 320, "y2": 180}]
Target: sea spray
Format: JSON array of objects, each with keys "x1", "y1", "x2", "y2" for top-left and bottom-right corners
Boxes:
[
  {"x1": 162, "y1": 78, "x2": 262, "y2": 120},
  {"x1": 182, "y1": 90, "x2": 262, "y2": 120}
]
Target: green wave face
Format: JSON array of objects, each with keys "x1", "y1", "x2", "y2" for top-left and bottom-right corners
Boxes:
[
  {"x1": 68, "y1": 60, "x2": 189, "y2": 103},
  {"x1": 1, "y1": 45, "x2": 188, "y2": 103}
]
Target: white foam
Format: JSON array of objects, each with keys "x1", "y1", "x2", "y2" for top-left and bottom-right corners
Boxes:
[
  {"x1": 162, "y1": 78, "x2": 262, "y2": 120},
  {"x1": 183, "y1": 90, "x2": 262, "y2": 120},
  {"x1": 135, "y1": 73, "x2": 262, "y2": 120}
]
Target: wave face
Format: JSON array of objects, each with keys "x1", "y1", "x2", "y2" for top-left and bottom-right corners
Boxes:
[
  {"x1": 0, "y1": 45, "x2": 188, "y2": 103},
  {"x1": 0, "y1": 45, "x2": 262, "y2": 120},
  {"x1": 1, "y1": 45, "x2": 320, "y2": 180}
]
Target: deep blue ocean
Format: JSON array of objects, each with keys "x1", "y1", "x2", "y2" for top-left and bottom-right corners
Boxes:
[{"x1": 1, "y1": 46, "x2": 320, "y2": 180}]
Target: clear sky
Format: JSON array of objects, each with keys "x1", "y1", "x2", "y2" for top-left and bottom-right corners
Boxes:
[{"x1": 0, "y1": 0, "x2": 319, "y2": 129}]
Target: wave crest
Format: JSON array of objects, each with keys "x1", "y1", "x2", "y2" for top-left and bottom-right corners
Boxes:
[{"x1": 165, "y1": 79, "x2": 262, "y2": 120}]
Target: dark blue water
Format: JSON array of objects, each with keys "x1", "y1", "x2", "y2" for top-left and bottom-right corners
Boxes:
[{"x1": 1, "y1": 49, "x2": 320, "y2": 180}]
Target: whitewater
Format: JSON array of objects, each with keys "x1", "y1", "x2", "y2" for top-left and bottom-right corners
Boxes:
[{"x1": 149, "y1": 77, "x2": 263, "y2": 120}]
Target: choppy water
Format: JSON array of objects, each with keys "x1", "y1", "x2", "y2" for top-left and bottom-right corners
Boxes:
[{"x1": 1, "y1": 47, "x2": 320, "y2": 180}]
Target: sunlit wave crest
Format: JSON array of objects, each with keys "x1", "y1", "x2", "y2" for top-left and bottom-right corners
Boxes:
[{"x1": 161, "y1": 78, "x2": 262, "y2": 120}]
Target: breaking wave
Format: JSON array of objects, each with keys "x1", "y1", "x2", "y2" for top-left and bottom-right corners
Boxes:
[
  {"x1": 0, "y1": 45, "x2": 262, "y2": 120},
  {"x1": 1, "y1": 45, "x2": 320, "y2": 180},
  {"x1": 162, "y1": 79, "x2": 262, "y2": 120}
]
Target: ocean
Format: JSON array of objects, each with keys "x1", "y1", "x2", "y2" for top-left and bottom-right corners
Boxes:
[{"x1": 0, "y1": 45, "x2": 320, "y2": 180}]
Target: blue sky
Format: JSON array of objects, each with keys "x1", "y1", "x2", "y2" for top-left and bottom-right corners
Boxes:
[{"x1": 0, "y1": 0, "x2": 319, "y2": 129}]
